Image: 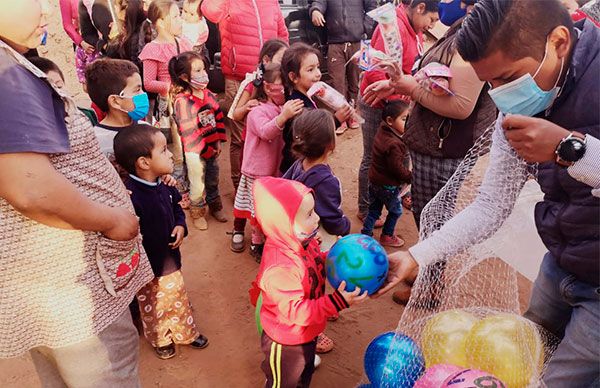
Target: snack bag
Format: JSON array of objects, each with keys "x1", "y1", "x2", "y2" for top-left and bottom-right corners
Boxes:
[
  {"x1": 367, "y1": 3, "x2": 403, "y2": 67},
  {"x1": 307, "y1": 82, "x2": 364, "y2": 124}
]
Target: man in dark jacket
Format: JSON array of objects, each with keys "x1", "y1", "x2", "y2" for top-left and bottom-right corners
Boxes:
[
  {"x1": 310, "y1": 0, "x2": 377, "y2": 106},
  {"x1": 377, "y1": 0, "x2": 600, "y2": 385}
]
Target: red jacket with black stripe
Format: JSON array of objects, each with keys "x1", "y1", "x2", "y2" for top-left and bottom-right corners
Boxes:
[
  {"x1": 172, "y1": 91, "x2": 227, "y2": 159},
  {"x1": 250, "y1": 177, "x2": 348, "y2": 346}
]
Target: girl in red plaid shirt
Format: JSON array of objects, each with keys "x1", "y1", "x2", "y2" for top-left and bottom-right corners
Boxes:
[{"x1": 170, "y1": 51, "x2": 227, "y2": 230}]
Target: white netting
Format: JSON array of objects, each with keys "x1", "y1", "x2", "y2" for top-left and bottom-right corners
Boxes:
[{"x1": 361, "y1": 119, "x2": 560, "y2": 388}]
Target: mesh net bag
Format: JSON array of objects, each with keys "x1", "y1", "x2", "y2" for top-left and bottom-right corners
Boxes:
[{"x1": 361, "y1": 120, "x2": 560, "y2": 388}]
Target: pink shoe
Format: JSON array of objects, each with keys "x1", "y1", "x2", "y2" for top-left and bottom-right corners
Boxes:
[
  {"x1": 348, "y1": 117, "x2": 360, "y2": 129},
  {"x1": 380, "y1": 234, "x2": 405, "y2": 248}
]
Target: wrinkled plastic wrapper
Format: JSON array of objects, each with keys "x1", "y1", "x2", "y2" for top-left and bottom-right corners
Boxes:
[
  {"x1": 414, "y1": 62, "x2": 455, "y2": 96},
  {"x1": 353, "y1": 40, "x2": 392, "y2": 71},
  {"x1": 367, "y1": 3, "x2": 403, "y2": 66},
  {"x1": 307, "y1": 82, "x2": 364, "y2": 124}
]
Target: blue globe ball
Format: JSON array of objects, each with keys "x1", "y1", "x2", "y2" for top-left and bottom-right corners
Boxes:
[
  {"x1": 326, "y1": 234, "x2": 389, "y2": 295},
  {"x1": 364, "y1": 332, "x2": 425, "y2": 388}
]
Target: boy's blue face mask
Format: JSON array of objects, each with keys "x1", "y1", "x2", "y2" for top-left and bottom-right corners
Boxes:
[
  {"x1": 439, "y1": 0, "x2": 467, "y2": 26},
  {"x1": 119, "y1": 90, "x2": 150, "y2": 121},
  {"x1": 488, "y1": 40, "x2": 565, "y2": 117}
]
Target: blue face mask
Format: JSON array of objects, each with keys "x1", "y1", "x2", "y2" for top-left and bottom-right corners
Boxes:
[
  {"x1": 119, "y1": 91, "x2": 150, "y2": 121},
  {"x1": 488, "y1": 41, "x2": 565, "y2": 117},
  {"x1": 439, "y1": 0, "x2": 467, "y2": 26}
]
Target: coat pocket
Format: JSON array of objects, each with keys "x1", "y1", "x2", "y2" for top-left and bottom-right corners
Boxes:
[{"x1": 95, "y1": 235, "x2": 142, "y2": 296}]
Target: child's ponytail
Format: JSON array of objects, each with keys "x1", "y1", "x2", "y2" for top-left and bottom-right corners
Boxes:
[{"x1": 291, "y1": 109, "x2": 336, "y2": 160}]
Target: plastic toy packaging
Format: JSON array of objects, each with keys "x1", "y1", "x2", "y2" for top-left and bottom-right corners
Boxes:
[
  {"x1": 414, "y1": 62, "x2": 454, "y2": 96},
  {"x1": 353, "y1": 40, "x2": 392, "y2": 71},
  {"x1": 307, "y1": 82, "x2": 364, "y2": 124},
  {"x1": 367, "y1": 3, "x2": 403, "y2": 66}
]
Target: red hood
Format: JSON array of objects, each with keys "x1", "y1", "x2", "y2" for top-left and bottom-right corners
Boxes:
[{"x1": 253, "y1": 177, "x2": 312, "y2": 253}]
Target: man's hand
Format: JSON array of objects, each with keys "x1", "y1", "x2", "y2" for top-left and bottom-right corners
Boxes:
[
  {"x1": 311, "y1": 10, "x2": 326, "y2": 27},
  {"x1": 102, "y1": 208, "x2": 139, "y2": 241},
  {"x1": 169, "y1": 225, "x2": 186, "y2": 249},
  {"x1": 362, "y1": 79, "x2": 394, "y2": 107},
  {"x1": 373, "y1": 250, "x2": 419, "y2": 298},
  {"x1": 503, "y1": 115, "x2": 570, "y2": 163},
  {"x1": 337, "y1": 280, "x2": 369, "y2": 306}
]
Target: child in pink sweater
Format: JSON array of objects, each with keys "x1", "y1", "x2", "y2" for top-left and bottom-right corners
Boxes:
[{"x1": 233, "y1": 63, "x2": 304, "y2": 261}]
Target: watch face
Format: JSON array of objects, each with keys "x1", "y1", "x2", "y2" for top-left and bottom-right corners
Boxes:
[{"x1": 561, "y1": 138, "x2": 586, "y2": 162}]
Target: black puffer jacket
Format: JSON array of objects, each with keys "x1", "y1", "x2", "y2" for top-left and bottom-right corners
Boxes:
[
  {"x1": 309, "y1": 0, "x2": 377, "y2": 44},
  {"x1": 535, "y1": 19, "x2": 599, "y2": 286}
]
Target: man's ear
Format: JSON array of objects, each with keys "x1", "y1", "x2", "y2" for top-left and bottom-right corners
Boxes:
[
  {"x1": 549, "y1": 25, "x2": 571, "y2": 59},
  {"x1": 416, "y1": 3, "x2": 426, "y2": 14}
]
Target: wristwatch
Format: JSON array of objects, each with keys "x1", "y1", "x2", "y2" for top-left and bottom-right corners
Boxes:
[{"x1": 555, "y1": 131, "x2": 587, "y2": 167}]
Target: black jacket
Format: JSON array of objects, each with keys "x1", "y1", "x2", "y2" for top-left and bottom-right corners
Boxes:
[
  {"x1": 534, "y1": 19, "x2": 599, "y2": 286},
  {"x1": 310, "y1": 0, "x2": 377, "y2": 44}
]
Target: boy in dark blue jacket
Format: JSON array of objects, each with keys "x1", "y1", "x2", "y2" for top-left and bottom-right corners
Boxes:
[{"x1": 114, "y1": 123, "x2": 209, "y2": 360}]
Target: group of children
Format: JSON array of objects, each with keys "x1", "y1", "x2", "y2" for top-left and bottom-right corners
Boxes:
[{"x1": 34, "y1": 0, "x2": 414, "y2": 384}]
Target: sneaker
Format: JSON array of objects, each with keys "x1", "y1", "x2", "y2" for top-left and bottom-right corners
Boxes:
[
  {"x1": 314, "y1": 354, "x2": 322, "y2": 369},
  {"x1": 357, "y1": 213, "x2": 385, "y2": 229},
  {"x1": 379, "y1": 234, "x2": 405, "y2": 248},
  {"x1": 230, "y1": 231, "x2": 245, "y2": 253},
  {"x1": 348, "y1": 117, "x2": 360, "y2": 129},
  {"x1": 250, "y1": 243, "x2": 264, "y2": 263},
  {"x1": 335, "y1": 122, "x2": 348, "y2": 135},
  {"x1": 154, "y1": 343, "x2": 176, "y2": 360},
  {"x1": 189, "y1": 334, "x2": 209, "y2": 349}
]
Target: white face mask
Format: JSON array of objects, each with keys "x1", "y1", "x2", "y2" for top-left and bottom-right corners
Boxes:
[{"x1": 488, "y1": 40, "x2": 565, "y2": 117}]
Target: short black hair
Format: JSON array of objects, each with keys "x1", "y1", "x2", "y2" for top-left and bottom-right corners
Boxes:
[
  {"x1": 113, "y1": 123, "x2": 161, "y2": 175},
  {"x1": 28, "y1": 57, "x2": 64, "y2": 81},
  {"x1": 410, "y1": 0, "x2": 440, "y2": 12},
  {"x1": 86, "y1": 58, "x2": 140, "y2": 112},
  {"x1": 383, "y1": 99, "x2": 410, "y2": 122},
  {"x1": 456, "y1": 0, "x2": 574, "y2": 62}
]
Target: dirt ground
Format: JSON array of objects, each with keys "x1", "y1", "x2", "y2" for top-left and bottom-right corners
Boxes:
[
  {"x1": 0, "y1": 125, "x2": 533, "y2": 388},
  {"x1": 0, "y1": 5, "x2": 532, "y2": 387}
]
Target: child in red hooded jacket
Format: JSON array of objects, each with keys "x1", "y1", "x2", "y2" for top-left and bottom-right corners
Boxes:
[{"x1": 250, "y1": 177, "x2": 367, "y2": 387}]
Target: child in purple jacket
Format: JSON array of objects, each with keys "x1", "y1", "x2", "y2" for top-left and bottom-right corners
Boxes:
[{"x1": 284, "y1": 109, "x2": 351, "y2": 242}]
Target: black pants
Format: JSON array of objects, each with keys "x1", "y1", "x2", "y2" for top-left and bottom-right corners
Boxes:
[{"x1": 261, "y1": 333, "x2": 317, "y2": 388}]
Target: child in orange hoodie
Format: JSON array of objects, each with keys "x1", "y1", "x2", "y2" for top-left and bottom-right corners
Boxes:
[{"x1": 250, "y1": 177, "x2": 367, "y2": 387}]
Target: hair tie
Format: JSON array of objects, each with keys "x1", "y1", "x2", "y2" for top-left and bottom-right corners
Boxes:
[{"x1": 146, "y1": 18, "x2": 152, "y2": 24}]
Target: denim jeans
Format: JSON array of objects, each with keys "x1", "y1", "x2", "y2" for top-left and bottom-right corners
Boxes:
[
  {"x1": 361, "y1": 184, "x2": 402, "y2": 237},
  {"x1": 185, "y1": 152, "x2": 221, "y2": 207},
  {"x1": 524, "y1": 253, "x2": 600, "y2": 387},
  {"x1": 357, "y1": 99, "x2": 383, "y2": 215}
]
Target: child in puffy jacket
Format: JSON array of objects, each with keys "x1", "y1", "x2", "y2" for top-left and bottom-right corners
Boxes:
[{"x1": 250, "y1": 177, "x2": 367, "y2": 388}]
